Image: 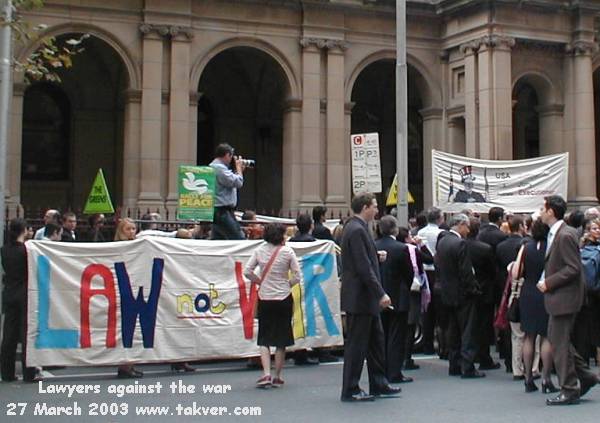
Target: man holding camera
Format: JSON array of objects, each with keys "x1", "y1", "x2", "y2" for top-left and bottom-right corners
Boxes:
[{"x1": 209, "y1": 143, "x2": 247, "y2": 240}]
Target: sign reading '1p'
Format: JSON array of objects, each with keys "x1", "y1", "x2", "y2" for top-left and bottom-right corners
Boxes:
[{"x1": 351, "y1": 132, "x2": 382, "y2": 194}]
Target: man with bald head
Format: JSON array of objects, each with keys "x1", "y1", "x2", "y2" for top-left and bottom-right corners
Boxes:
[{"x1": 34, "y1": 209, "x2": 60, "y2": 240}]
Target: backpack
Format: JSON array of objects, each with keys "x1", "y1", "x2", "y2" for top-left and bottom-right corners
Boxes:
[{"x1": 580, "y1": 245, "x2": 600, "y2": 292}]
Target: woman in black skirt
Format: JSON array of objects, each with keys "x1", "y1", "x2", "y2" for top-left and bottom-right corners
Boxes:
[
  {"x1": 515, "y1": 218, "x2": 557, "y2": 393},
  {"x1": 244, "y1": 223, "x2": 301, "y2": 388}
]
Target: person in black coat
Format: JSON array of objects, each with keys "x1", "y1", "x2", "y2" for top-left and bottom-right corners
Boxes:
[
  {"x1": 435, "y1": 213, "x2": 484, "y2": 378},
  {"x1": 60, "y1": 211, "x2": 78, "y2": 242},
  {"x1": 340, "y1": 193, "x2": 400, "y2": 402},
  {"x1": 312, "y1": 206, "x2": 334, "y2": 241},
  {"x1": 466, "y1": 218, "x2": 500, "y2": 370},
  {"x1": 0, "y1": 219, "x2": 38, "y2": 382},
  {"x1": 375, "y1": 216, "x2": 414, "y2": 383}
]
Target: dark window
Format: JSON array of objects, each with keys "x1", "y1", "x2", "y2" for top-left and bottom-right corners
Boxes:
[{"x1": 22, "y1": 83, "x2": 70, "y2": 180}]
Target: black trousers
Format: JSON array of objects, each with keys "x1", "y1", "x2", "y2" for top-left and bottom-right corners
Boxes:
[
  {"x1": 342, "y1": 314, "x2": 388, "y2": 398},
  {"x1": 1, "y1": 300, "x2": 36, "y2": 381},
  {"x1": 475, "y1": 301, "x2": 495, "y2": 365},
  {"x1": 446, "y1": 300, "x2": 478, "y2": 374},
  {"x1": 211, "y1": 208, "x2": 244, "y2": 240},
  {"x1": 421, "y1": 271, "x2": 437, "y2": 352},
  {"x1": 381, "y1": 311, "x2": 408, "y2": 381},
  {"x1": 548, "y1": 313, "x2": 597, "y2": 394}
]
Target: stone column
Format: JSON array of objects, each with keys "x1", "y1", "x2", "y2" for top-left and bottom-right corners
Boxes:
[
  {"x1": 122, "y1": 89, "x2": 142, "y2": 212},
  {"x1": 490, "y1": 36, "x2": 515, "y2": 160},
  {"x1": 282, "y1": 98, "x2": 302, "y2": 212},
  {"x1": 569, "y1": 40, "x2": 598, "y2": 204},
  {"x1": 137, "y1": 24, "x2": 165, "y2": 209},
  {"x1": 299, "y1": 38, "x2": 324, "y2": 206},
  {"x1": 420, "y1": 108, "x2": 443, "y2": 210},
  {"x1": 536, "y1": 104, "x2": 564, "y2": 156},
  {"x1": 325, "y1": 41, "x2": 349, "y2": 212},
  {"x1": 165, "y1": 27, "x2": 193, "y2": 213},
  {"x1": 460, "y1": 41, "x2": 479, "y2": 158},
  {"x1": 6, "y1": 80, "x2": 24, "y2": 216},
  {"x1": 448, "y1": 118, "x2": 466, "y2": 156}
]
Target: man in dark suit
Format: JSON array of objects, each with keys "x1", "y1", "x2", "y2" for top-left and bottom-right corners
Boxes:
[
  {"x1": 375, "y1": 215, "x2": 414, "y2": 384},
  {"x1": 538, "y1": 195, "x2": 599, "y2": 405},
  {"x1": 340, "y1": 192, "x2": 400, "y2": 402},
  {"x1": 466, "y1": 217, "x2": 499, "y2": 371},
  {"x1": 60, "y1": 212, "x2": 77, "y2": 242},
  {"x1": 436, "y1": 213, "x2": 484, "y2": 378},
  {"x1": 312, "y1": 205, "x2": 334, "y2": 241}
]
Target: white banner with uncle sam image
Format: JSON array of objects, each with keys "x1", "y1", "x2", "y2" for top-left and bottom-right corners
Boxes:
[
  {"x1": 432, "y1": 150, "x2": 568, "y2": 213},
  {"x1": 26, "y1": 238, "x2": 342, "y2": 367}
]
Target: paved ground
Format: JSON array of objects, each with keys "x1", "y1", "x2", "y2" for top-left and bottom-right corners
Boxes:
[{"x1": 0, "y1": 355, "x2": 598, "y2": 423}]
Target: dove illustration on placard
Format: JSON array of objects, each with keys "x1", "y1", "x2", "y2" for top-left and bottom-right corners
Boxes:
[{"x1": 182, "y1": 172, "x2": 209, "y2": 194}]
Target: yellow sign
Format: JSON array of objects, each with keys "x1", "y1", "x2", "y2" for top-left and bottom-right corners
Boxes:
[
  {"x1": 83, "y1": 169, "x2": 114, "y2": 214},
  {"x1": 386, "y1": 174, "x2": 415, "y2": 206}
]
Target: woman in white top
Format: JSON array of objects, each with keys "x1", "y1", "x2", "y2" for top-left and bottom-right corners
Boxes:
[{"x1": 244, "y1": 223, "x2": 302, "y2": 388}]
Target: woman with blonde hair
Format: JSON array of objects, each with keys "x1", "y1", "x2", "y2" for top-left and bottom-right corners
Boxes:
[{"x1": 113, "y1": 218, "x2": 143, "y2": 378}]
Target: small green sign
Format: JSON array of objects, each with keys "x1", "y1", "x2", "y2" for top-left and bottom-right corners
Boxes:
[
  {"x1": 83, "y1": 169, "x2": 115, "y2": 214},
  {"x1": 177, "y1": 165, "x2": 216, "y2": 221}
]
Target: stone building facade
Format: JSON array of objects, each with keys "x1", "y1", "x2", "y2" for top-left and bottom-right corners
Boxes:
[{"x1": 9, "y1": 0, "x2": 600, "y2": 216}]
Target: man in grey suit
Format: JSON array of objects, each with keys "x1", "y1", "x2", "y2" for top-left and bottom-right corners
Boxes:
[
  {"x1": 538, "y1": 195, "x2": 599, "y2": 405},
  {"x1": 340, "y1": 192, "x2": 400, "y2": 402}
]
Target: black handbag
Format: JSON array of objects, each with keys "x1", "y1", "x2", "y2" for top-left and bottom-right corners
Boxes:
[{"x1": 507, "y1": 245, "x2": 526, "y2": 323}]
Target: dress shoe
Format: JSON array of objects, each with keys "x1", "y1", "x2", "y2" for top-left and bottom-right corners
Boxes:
[
  {"x1": 546, "y1": 392, "x2": 580, "y2": 406},
  {"x1": 117, "y1": 368, "x2": 143, "y2": 379},
  {"x1": 403, "y1": 361, "x2": 420, "y2": 370},
  {"x1": 449, "y1": 368, "x2": 462, "y2": 377},
  {"x1": 317, "y1": 353, "x2": 339, "y2": 363},
  {"x1": 294, "y1": 357, "x2": 319, "y2": 366},
  {"x1": 171, "y1": 363, "x2": 196, "y2": 372},
  {"x1": 580, "y1": 376, "x2": 599, "y2": 397},
  {"x1": 542, "y1": 380, "x2": 559, "y2": 394},
  {"x1": 524, "y1": 380, "x2": 539, "y2": 393},
  {"x1": 341, "y1": 390, "x2": 375, "y2": 402},
  {"x1": 389, "y1": 375, "x2": 413, "y2": 383},
  {"x1": 513, "y1": 375, "x2": 525, "y2": 381},
  {"x1": 461, "y1": 370, "x2": 486, "y2": 379},
  {"x1": 479, "y1": 362, "x2": 501, "y2": 371},
  {"x1": 371, "y1": 385, "x2": 401, "y2": 398}
]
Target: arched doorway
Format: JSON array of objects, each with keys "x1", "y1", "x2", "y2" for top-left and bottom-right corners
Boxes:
[
  {"x1": 21, "y1": 33, "x2": 128, "y2": 211},
  {"x1": 350, "y1": 59, "x2": 426, "y2": 214},
  {"x1": 512, "y1": 80, "x2": 540, "y2": 159},
  {"x1": 197, "y1": 47, "x2": 288, "y2": 214}
]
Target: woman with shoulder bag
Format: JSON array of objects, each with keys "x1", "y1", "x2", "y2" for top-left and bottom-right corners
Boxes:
[
  {"x1": 515, "y1": 218, "x2": 557, "y2": 393},
  {"x1": 244, "y1": 223, "x2": 302, "y2": 388}
]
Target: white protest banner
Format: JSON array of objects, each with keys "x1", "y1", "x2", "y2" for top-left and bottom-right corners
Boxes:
[
  {"x1": 26, "y1": 238, "x2": 342, "y2": 367},
  {"x1": 351, "y1": 132, "x2": 382, "y2": 194},
  {"x1": 432, "y1": 150, "x2": 568, "y2": 213}
]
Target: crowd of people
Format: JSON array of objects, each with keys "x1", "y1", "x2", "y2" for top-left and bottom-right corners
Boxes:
[
  {"x1": 339, "y1": 192, "x2": 600, "y2": 406},
  {"x1": 1, "y1": 142, "x2": 598, "y2": 407}
]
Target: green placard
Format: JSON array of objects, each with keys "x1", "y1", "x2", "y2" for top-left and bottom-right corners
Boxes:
[
  {"x1": 177, "y1": 165, "x2": 216, "y2": 221},
  {"x1": 83, "y1": 169, "x2": 115, "y2": 214}
]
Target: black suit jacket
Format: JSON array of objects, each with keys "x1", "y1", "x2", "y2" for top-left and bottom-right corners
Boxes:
[
  {"x1": 1, "y1": 242, "x2": 27, "y2": 306},
  {"x1": 313, "y1": 223, "x2": 333, "y2": 241},
  {"x1": 289, "y1": 233, "x2": 316, "y2": 242},
  {"x1": 61, "y1": 229, "x2": 76, "y2": 242},
  {"x1": 341, "y1": 216, "x2": 386, "y2": 316},
  {"x1": 477, "y1": 224, "x2": 508, "y2": 252},
  {"x1": 496, "y1": 234, "x2": 525, "y2": 285},
  {"x1": 466, "y1": 238, "x2": 496, "y2": 304},
  {"x1": 435, "y1": 231, "x2": 480, "y2": 307},
  {"x1": 375, "y1": 236, "x2": 414, "y2": 312}
]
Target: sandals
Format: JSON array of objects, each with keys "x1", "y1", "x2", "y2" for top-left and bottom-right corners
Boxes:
[{"x1": 256, "y1": 375, "x2": 272, "y2": 388}]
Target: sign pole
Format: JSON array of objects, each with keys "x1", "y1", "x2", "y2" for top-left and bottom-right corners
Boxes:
[{"x1": 396, "y1": 0, "x2": 408, "y2": 225}]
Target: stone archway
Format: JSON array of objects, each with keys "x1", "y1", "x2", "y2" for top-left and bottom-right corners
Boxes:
[
  {"x1": 20, "y1": 33, "x2": 129, "y2": 212},
  {"x1": 512, "y1": 72, "x2": 562, "y2": 160},
  {"x1": 197, "y1": 46, "x2": 290, "y2": 214},
  {"x1": 350, "y1": 59, "x2": 430, "y2": 213}
]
